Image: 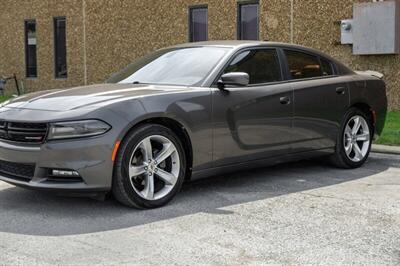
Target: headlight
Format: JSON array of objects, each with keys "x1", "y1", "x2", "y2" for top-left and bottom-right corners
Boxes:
[{"x1": 47, "y1": 120, "x2": 111, "y2": 140}]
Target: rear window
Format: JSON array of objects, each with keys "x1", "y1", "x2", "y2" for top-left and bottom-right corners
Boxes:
[
  {"x1": 285, "y1": 50, "x2": 323, "y2": 79},
  {"x1": 285, "y1": 50, "x2": 336, "y2": 79}
]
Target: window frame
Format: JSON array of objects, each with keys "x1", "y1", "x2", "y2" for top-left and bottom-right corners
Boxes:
[
  {"x1": 53, "y1": 16, "x2": 68, "y2": 79},
  {"x1": 188, "y1": 5, "x2": 208, "y2": 43},
  {"x1": 237, "y1": 0, "x2": 260, "y2": 41},
  {"x1": 281, "y1": 48, "x2": 339, "y2": 82},
  {"x1": 320, "y1": 58, "x2": 335, "y2": 77},
  {"x1": 24, "y1": 19, "x2": 38, "y2": 79},
  {"x1": 213, "y1": 47, "x2": 284, "y2": 88},
  {"x1": 212, "y1": 46, "x2": 341, "y2": 88}
]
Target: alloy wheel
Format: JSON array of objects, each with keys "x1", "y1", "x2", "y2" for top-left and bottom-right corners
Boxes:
[
  {"x1": 343, "y1": 115, "x2": 371, "y2": 163},
  {"x1": 128, "y1": 135, "x2": 180, "y2": 201}
]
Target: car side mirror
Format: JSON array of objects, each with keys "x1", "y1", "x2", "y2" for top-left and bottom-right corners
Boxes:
[{"x1": 218, "y1": 72, "x2": 249, "y2": 88}]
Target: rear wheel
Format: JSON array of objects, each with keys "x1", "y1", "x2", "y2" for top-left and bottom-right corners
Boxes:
[
  {"x1": 330, "y1": 108, "x2": 373, "y2": 169},
  {"x1": 112, "y1": 124, "x2": 186, "y2": 209}
]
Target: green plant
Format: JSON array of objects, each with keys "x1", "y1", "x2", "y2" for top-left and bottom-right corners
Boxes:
[{"x1": 376, "y1": 111, "x2": 400, "y2": 146}]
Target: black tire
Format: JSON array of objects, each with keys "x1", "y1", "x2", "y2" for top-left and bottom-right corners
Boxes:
[
  {"x1": 112, "y1": 124, "x2": 186, "y2": 209},
  {"x1": 330, "y1": 107, "x2": 373, "y2": 169}
]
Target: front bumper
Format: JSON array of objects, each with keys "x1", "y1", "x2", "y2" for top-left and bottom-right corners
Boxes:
[{"x1": 0, "y1": 136, "x2": 114, "y2": 192}]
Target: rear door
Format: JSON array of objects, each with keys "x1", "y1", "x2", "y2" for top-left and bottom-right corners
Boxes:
[
  {"x1": 283, "y1": 49, "x2": 350, "y2": 152},
  {"x1": 212, "y1": 48, "x2": 294, "y2": 167}
]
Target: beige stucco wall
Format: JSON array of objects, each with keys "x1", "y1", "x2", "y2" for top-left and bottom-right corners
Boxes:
[
  {"x1": 291, "y1": 0, "x2": 400, "y2": 110},
  {"x1": 0, "y1": 0, "x2": 85, "y2": 92},
  {"x1": 0, "y1": 0, "x2": 399, "y2": 109}
]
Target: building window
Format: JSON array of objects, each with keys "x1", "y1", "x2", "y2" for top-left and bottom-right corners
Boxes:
[
  {"x1": 189, "y1": 7, "x2": 208, "y2": 42},
  {"x1": 25, "y1": 20, "x2": 37, "y2": 78},
  {"x1": 238, "y1": 1, "x2": 259, "y2": 40},
  {"x1": 54, "y1": 17, "x2": 67, "y2": 78}
]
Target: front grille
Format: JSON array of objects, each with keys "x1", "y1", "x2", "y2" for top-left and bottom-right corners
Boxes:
[
  {"x1": 0, "y1": 160, "x2": 35, "y2": 181},
  {"x1": 0, "y1": 121, "x2": 48, "y2": 143}
]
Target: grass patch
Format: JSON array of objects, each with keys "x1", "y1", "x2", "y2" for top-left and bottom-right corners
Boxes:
[
  {"x1": 0, "y1": 95, "x2": 12, "y2": 103},
  {"x1": 376, "y1": 111, "x2": 400, "y2": 146}
]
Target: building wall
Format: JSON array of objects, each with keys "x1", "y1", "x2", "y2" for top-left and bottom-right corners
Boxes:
[
  {"x1": 292, "y1": 0, "x2": 400, "y2": 110},
  {"x1": 0, "y1": 0, "x2": 85, "y2": 92},
  {"x1": 0, "y1": 0, "x2": 399, "y2": 110}
]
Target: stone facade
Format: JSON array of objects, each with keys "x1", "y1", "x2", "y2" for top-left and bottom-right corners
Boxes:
[{"x1": 0, "y1": 0, "x2": 399, "y2": 109}]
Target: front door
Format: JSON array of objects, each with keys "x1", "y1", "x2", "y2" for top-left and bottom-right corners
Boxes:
[{"x1": 212, "y1": 48, "x2": 293, "y2": 167}]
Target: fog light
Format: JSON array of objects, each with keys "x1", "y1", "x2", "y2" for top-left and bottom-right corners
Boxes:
[{"x1": 51, "y1": 169, "x2": 80, "y2": 177}]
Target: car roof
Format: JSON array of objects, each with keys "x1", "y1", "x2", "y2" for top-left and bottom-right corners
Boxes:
[
  {"x1": 171, "y1": 41, "x2": 354, "y2": 75},
  {"x1": 174, "y1": 40, "x2": 334, "y2": 59},
  {"x1": 173, "y1": 40, "x2": 313, "y2": 51}
]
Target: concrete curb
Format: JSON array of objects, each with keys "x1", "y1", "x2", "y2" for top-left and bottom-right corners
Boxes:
[{"x1": 372, "y1": 144, "x2": 400, "y2": 155}]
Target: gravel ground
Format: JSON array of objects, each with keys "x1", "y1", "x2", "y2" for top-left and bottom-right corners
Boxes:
[{"x1": 0, "y1": 153, "x2": 399, "y2": 266}]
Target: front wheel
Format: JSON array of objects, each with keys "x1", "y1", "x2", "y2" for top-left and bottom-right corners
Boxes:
[
  {"x1": 330, "y1": 108, "x2": 373, "y2": 169},
  {"x1": 112, "y1": 124, "x2": 186, "y2": 209}
]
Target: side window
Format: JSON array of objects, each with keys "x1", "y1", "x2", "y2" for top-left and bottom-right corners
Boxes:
[
  {"x1": 285, "y1": 50, "x2": 323, "y2": 79},
  {"x1": 224, "y1": 49, "x2": 281, "y2": 85},
  {"x1": 321, "y1": 58, "x2": 334, "y2": 76}
]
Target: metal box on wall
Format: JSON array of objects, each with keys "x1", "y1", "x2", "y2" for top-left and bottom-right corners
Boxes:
[
  {"x1": 353, "y1": 1, "x2": 400, "y2": 55},
  {"x1": 340, "y1": 19, "x2": 354, "y2": 45}
]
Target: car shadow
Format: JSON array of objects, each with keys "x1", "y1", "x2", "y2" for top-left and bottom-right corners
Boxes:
[{"x1": 0, "y1": 153, "x2": 396, "y2": 236}]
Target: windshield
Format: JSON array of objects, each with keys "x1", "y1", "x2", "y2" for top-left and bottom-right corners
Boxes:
[{"x1": 107, "y1": 47, "x2": 230, "y2": 86}]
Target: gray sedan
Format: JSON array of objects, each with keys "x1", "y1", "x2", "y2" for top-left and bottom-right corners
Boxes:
[{"x1": 0, "y1": 41, "x2": 387, "y2": 208}]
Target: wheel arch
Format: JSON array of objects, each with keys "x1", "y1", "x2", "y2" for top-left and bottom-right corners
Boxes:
[
  {"x1": 114, "y1": 116, "x2": 194, "y2": 181},
  {"x1": 349, "y1": 102, "x2": 375, "y2": 128}
]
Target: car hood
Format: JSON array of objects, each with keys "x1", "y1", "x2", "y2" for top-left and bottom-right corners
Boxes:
[{"x1": 3, "y1": 83, "x2": 190, "y2": 112}]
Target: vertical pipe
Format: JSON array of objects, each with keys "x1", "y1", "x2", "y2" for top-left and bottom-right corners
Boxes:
[
  {"x1": 13, "y1": 74, "x2": 20, "y2": 96},
  {"x1": 82, "y1": 0, "x2": 88, "y2": 85},
  {"x1": 290, "y1": 0, "x2": 294, "y2": 43}
]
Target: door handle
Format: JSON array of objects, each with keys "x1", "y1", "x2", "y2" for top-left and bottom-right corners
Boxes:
[
  {"x1": 336, "y1": 87, "x2": 346, "y2": 95},
  {"x1": 280, "y1": 96, "x2": 291, "y2": 105}
]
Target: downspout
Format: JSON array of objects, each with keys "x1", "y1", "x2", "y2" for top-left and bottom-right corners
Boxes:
[
  {"x1": 290, "y1": 0, "x2": 294, "y2": 43},
  {"x1": 82, "y1": 0, "x2": 88, "y2": 85}
]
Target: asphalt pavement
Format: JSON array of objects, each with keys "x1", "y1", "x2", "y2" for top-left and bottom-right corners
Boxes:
[{"x1": 0, "y1": 153, "x2": 399, "y2": 265}]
